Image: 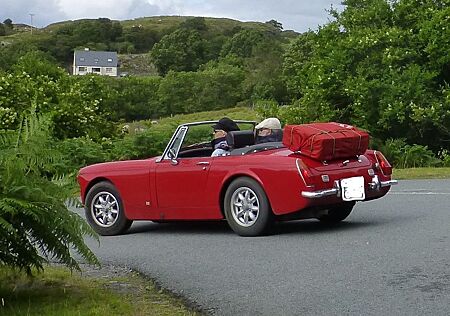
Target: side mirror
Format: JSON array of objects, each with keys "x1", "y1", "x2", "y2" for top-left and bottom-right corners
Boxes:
[{"x1": 168, "y1": 148, "x2": 178, "y2": 165}]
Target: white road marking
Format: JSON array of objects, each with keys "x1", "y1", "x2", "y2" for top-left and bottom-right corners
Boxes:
[{"x1": 390, "y1": 191, "x2": 450, "y2": 195}]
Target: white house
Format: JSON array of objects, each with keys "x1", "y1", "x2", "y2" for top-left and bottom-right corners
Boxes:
[{"x1": 73, "y1": 49, "x2": 118, "y2": 76}]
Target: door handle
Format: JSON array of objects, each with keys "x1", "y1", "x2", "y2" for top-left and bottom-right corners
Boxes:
[{"x1": 196, "y1": 162, "x2": 210, "y2": 166}]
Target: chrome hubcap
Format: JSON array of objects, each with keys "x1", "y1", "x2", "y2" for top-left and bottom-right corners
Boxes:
[
  {"x1": 91, "y1": 191, "x2": 119, "y2": 227},
  {"x1": 231, "y1": 187, "x2": 259, "y2": 227}
]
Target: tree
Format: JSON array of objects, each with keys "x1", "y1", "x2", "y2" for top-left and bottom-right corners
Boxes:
[
  {"x1": 0, "y1": 113, "x2": 99, "y2": 275},
  {"x1": 0, "y1": 54, "x2": 116, "y2": 140},
  {"x1": 220, "y1": 29, "x2": 266, "y2": 58},
  {"x1": 283, "y1": 31, "x2": 317, "y2": 100},
  {"x1": 12, "y1": 50, "x2": 65, "y2": 81},
  {"x1": 157, "y1": 65, "x2": 245, "y2": 115},
  {"x1": 0, "y1": 64, "x2": 60, "y2": 130},
  {"x1": 266, "y1": 19, "x2": 283, "y2": 31},
  {"x1": 180, "y1": 17, "x2": 208, "y2": 32},
  {"x1": 111, "y1": 76, "x2": 162, "y2": 121},
  {"x1": 151, "y1": 29, "x2": 206, "y2": 75},
  {"x1": 281, "y1": 0, "x2": 450, "y2": 151},
  {"x1": 52, "y1": 75, "x2": 116, "y2": 140},
  {"x1": 121, "y1": 26, "x2": 159, "y2": 52},
  {"x1": 72, "y1": 18, "x2": 122, "y2": 44}
]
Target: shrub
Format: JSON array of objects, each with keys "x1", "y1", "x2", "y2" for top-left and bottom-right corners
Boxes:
[
  {"x1": 54, "y1": 137, "x2": 110, "y2": 174},
  {"x1": 400, "y1": 144, "x2": 439, "y2": 168},
  {"x1": 109, "y1": 127, "x2": 173, "y2": 160},
  {"x1": 381, "y1": 138, "x2": 440, "y2": 168}
]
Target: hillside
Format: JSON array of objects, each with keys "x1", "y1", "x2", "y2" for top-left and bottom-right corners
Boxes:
[
  {"x1": 46, "y1": 15, "x2": 298, "y2": 37},
  {"x1": 0, "y1": 16, "x2": 297, "y2": 76},
  {"x1": 5, "y1": 15, "x2": 297, "y2": 47}
]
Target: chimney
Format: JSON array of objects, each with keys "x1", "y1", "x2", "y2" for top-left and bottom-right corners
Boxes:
[{"x1": 84, "y1": 47, "x2": 89, "y2": 51}]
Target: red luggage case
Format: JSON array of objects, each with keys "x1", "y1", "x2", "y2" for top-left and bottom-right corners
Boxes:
[{"x1": 282, "y1": 122, "x2": 369, "y2": 161}]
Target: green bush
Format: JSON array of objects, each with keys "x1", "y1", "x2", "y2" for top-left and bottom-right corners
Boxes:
[
  {"x1": 0, "y1": 56, "x2": 116, "y2": 141},
  {"x1": 54, "y1": 137, "x2": 110, "y2": 174},
  {"x1": 400, "y1": 144, "x2": 439, "y2": 168},
  {"x1": 109, "y1": 127, "x2": 173, "y2": 161},
  {"x1": 381, "y1": 138, "x2": 440, "y2": 168}
]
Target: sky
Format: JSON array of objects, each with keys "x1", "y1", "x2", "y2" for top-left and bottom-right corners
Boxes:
[{"x1": 1, "y1": 0, "x2": 343, "y2": 33}]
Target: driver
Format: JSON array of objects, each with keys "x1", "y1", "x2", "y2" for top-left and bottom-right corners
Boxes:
[{"x1": 211, "y1": 117, "x2": 240, "y2": 157}]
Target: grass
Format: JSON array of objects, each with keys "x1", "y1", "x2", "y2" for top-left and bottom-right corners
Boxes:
[
  {"x1": 154, "y1": 106, "x2": 259, "y2": 124},
  {"x1": 0, "y1": 265, "x2": 200, "y2": 316},
  {"x1": 393, "y1": 167, "x2": 450, "y2": 180}
]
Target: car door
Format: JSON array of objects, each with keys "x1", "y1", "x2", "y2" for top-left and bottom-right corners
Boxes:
[
  {"x1": 155, "y1": 156, "x2": 212, "y2": 210},
  {"x1": 154, "y1": 124, "x2": 215, "y2": 216}
]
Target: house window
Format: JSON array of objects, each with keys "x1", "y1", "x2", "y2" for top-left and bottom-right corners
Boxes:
[
  {"x1": 106, "y1": 67, "x2": 113, "y2": 73},
  {"x1": 92, "y1": 67, "x2": 101, "y2": 73},
  {"x1": 78, "y1": 66, "x2": 87, "y2": 72},
  {"x1": 79, "y1": 57, "x2": 85, "y2": 61},
  {"x1": 107, "y1": 58, "x2": 113, "y2": 62}
]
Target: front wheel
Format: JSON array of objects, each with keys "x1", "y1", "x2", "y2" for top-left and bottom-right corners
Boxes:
[
  {"x1": 224, "y1": 177, "x2": 272, "y2": 236},
  {"x1": 85, "y1": 181, "x2": 132, "y2": 235},
  {"x1": 318, "y1": 202, "x2": 355, "y2": 223}
]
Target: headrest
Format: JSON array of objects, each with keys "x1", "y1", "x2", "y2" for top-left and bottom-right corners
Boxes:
[{"x1": 226, "y1": 130, "x2": 255, "y2": 149}]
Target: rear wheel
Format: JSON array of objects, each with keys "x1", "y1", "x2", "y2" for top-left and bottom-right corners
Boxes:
[
  {"x1": 318, "y1": 202, "x2": 355, "y2": 223},
  {"x1": 224, "y1": 177, "x2": 272, "y2": 236},
  {"x1": 85, "y1": 181, "x2": 132, "y2": 235}
]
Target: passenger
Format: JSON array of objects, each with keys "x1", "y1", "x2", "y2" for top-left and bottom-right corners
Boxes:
[
  {"x1": 211, "y1": 117, "x2": 240, "y2": 157},
  {"x1": 255, "y1": 118, "x2": 283, "y2": 144}
]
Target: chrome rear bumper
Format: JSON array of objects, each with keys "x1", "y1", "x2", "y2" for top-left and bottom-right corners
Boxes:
[
  {"x1": 368, "y1": 175, "x2": 398, "y2": 191},
  {"x1": 301, "y1": 175, "x2": 398, "y2": 199},
  {"x1": 301, "y1": 187, "x2": 340, "y2": 199}
]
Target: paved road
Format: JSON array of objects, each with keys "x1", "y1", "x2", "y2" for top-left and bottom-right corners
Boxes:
[{"x1": 76, "y1": 179, "x2": 450, "y2": 315}]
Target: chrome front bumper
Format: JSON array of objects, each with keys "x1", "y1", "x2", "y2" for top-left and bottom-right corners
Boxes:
[{"x1": 301, "y1": 175, "x2": 398, "y2": 199}]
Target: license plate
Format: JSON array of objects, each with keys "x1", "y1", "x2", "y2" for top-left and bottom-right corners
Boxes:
[{"x1": 340, "y1": 176, "x2": 365, "y2": 201}]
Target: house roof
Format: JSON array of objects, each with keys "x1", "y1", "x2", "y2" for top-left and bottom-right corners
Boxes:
[{"x1": 74, "y1": 50, "x2": 118, "y2": 67}]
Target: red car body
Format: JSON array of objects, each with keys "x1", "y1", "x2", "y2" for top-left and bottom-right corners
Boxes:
[{"x1": 78, "y1": 120, "x2": 397, "y2": 236}]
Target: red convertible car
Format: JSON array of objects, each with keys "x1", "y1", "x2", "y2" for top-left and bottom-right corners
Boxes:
[{"x1": 78, "y1": 120, "x2": 397, "y2": 236}]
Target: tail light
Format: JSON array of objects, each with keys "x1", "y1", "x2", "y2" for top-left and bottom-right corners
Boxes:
[
  {"x1": 296, "y1": 158, "x2": 314, "y2": 187},
  {"x1": 374, "y1": 151, "x2": 392, "y2": 176}
]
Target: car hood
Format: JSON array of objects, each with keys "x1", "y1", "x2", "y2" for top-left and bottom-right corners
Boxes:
[{"x1": 79, "y1": 157, "x2": 160, "y2": 175}]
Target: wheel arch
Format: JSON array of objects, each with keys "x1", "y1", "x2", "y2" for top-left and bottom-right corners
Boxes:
[
  {"x1": 219, "y1": 173, "x2": 272, "y2": 218},
  {"x1": 83, "y1": 177, "x2": 115, "y2": 202}
]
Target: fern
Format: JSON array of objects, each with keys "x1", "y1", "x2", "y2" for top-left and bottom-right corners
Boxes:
[{"x1": 0, "y1": 112, "x2": 99, "y2": 275}]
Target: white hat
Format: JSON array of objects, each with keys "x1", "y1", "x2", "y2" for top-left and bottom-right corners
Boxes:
[{"x1": 255, "y1": 118, "x2": 281, "y2": 130}]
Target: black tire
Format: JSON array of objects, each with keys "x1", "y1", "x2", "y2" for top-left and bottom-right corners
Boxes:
[
  {"x1": 318, "y1": 202, "x2": 355, "y2": 223},
  {"x1": 85, "y1": 181, "x2": 132, "y2": 235},
  {"x1": 224, "y1": 177, "x2": 273, "y2": 236}
]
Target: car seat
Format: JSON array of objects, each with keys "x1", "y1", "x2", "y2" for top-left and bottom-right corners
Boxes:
[{"x1": 226, "y1": 130, "x2": 255, "y2": 149}]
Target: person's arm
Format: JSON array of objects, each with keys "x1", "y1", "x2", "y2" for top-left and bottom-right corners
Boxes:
[{"x1": 211, "y1": 148, "x2": 228, "y2": 157}]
